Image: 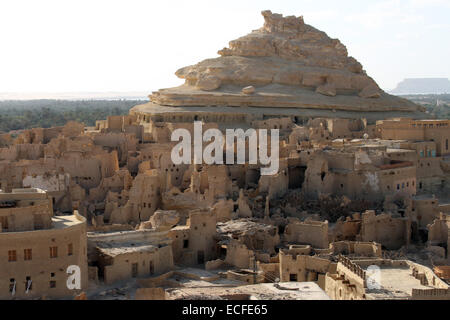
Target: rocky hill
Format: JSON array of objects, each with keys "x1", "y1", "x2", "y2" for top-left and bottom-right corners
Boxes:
[{"x1": 149, "y1": 10, "x2": 423, "y2": 115}]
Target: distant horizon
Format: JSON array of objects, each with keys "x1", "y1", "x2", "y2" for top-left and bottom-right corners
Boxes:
[
  {"x1": 0, "y1": 91, "x2": 150, "y2": 101},
  {"x1": 1, "y1": 75, "x2": 450, "y2": 100}
]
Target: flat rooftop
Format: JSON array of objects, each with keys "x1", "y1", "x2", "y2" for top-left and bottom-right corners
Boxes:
[
  {"x1": 97, "y1": 243, "x2": 160, "y2": 257},
  {"x1": 52, "y1": 214, "x2": 85, "y2": 229},
  {"x1": 365, "y1": 266, "x2": 432, "y2": 299},
  {"x1": 386, "y1": 148, "x2": 416, "y2": 153},
  {"x1": 167, "y1": 281, "x2": 330, "y2": 300}
]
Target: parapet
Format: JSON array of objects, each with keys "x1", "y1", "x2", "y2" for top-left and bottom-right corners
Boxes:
[{"x1": 337, "y1": 255, "x2": 367, "y2": 287}]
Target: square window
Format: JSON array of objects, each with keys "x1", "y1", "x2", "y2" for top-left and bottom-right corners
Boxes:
[
  {"x1": 50, "y1": 246, "x2": 58, "y2": 258},
  {"x1": 49, "y1": 281, "x2": 56, "y2": 288},
  {"x1": 24, "y1": 249, "x2": 32, "y2": 261},
  {"x1": 8, "y1": 250, "x2": 17, "y2": 262},
  {"x1": 0, "y1": 216, "x2": 8, "y2": 230}
]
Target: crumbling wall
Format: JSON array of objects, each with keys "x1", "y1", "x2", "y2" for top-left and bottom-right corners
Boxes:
[
  {"x1": 284, "y1": 220, "x2": 329, "y2": 249},
  {"x1": 360, "y1": 210, "x2": 410, "y2": 250}
]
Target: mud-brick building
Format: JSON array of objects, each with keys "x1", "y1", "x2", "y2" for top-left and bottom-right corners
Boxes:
[
  {"x1": 377, "y1": 119, "x2": 450, "y2": 157},
  {"x1": 88, "y1": 229, "x2": 174, "y2": 285},
  {"x1": 0, "y1": 188, "x2": 88, "y2": 299}
]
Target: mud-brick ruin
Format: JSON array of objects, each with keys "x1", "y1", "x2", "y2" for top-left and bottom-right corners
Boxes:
[{"x1": 1, "y1": 11, "x2": 450, "y2": 300}]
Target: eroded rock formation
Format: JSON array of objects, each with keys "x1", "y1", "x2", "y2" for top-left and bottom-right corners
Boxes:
[{"x1": 149, "y1": 10, "x2": 421, "y2": 114}]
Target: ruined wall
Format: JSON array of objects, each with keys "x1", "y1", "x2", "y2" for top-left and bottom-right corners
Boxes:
[
  {"x1": 102, "y1": 245, "x2": 173, "y2": 285},
  {"x1": 428, "y1": 213, "x2": 449, "y2": 246},
  {"x1": 279, "y1": 250, "x2": 331, "y2": 283},
  {"x1": 412, "y1": 197, "x2": 441, "y2": 229},
  {"x1": 360, "y1": 211, "x2": 410, "y2": 250},
  {"x1": 284, "y1": 220, "x2": 329, "y2": 249},
  {"x1": 224, "y1": 240, "x2": 253, "y2": 269},
  {"x1": 168, "y1": 210, "x2": 217, "y2": 266},
  {"x1": 330, "y1": 241, "x2": 382, "y2": 257}
]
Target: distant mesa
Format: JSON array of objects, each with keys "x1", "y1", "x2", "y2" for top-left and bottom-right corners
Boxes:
[
  {"x1": 389, "y1": 78, "x2": 450, "y2": 95},
  {"x1": 143, "y1": 10, "x2": 425, "y2": 118}
]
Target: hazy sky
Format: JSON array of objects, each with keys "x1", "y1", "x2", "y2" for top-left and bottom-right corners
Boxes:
[{"x1": 0, "y1": 0, "x2": 449, "y2": 93}]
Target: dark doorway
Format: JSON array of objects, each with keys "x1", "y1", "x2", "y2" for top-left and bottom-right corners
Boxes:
[
  {"x1": 411, "y1": 221, "x2": 419, "y2": 242},
  {"x1": 131, "y1": 263, "x2": 138, "y2": 278},
  {"x1": 246, "y1": 169, "x2": 260, "y2": 186},
  {"x1": 197, "y1": 250, "x2": 205, "y2": 264},
  {"x1": 149, "y1": 261, "x2": 154, "y2": 275},
  {"x1": 219, "y1": 247, "x2": 227, "y2": 259},
  {"x1": 418, "y1": 229, "x2": 428, "y2": 244},
  {"x1": 288, "y1": 166, "x2": 306, "y2": 189}
]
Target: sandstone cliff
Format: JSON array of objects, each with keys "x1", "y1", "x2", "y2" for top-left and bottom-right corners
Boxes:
[{"x1": 149, "y1": 10, "x2": 423, "y2": 114}]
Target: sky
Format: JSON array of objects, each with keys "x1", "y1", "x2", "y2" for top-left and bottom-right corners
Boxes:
[{"x1": 0, "y1": 0, "x2": 449, "y2": 94}]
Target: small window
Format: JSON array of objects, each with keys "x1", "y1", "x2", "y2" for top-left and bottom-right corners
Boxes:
[
  {"x1": 68, "y1": 244, "x2": 73, "y2": 256},
  {"x1": 51, "y1": 272, "x2": 55, "y2": 277},
  {"x1": 24, "y1": 249, "x2": 32, "y2": 261},
  {"x1": 289, "y1": 274, "x2": 298, "y2": 282},
  {"x1": 0, "y1": 216, "x2": 8, "y2": 230},
  {"x1": 50, "y1": 246, "x2": 58, "y2": 258},
  {"x1": 8, "y1": 250, "x2": 17, "y2": 262},
  {"x1": 397, "y1": 184, "x2": 400, "y2": 190},
  {"x1": 183, "y1": 240, "x2": 189, "y2": 249},
  {"x1": 49, "y1": 281, "x2": 56, "y2": 288}
]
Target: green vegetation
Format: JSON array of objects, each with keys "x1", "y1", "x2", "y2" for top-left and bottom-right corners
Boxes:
[
  {"x1": 0, "y1": 100, "x2": 145, "y2": 133},
  {"x1": 0, "y1": 95, "x2": 447, "y2": 134},
  {"x1": 403, "y1": 94, "x2": 450, "y2": 119}
]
